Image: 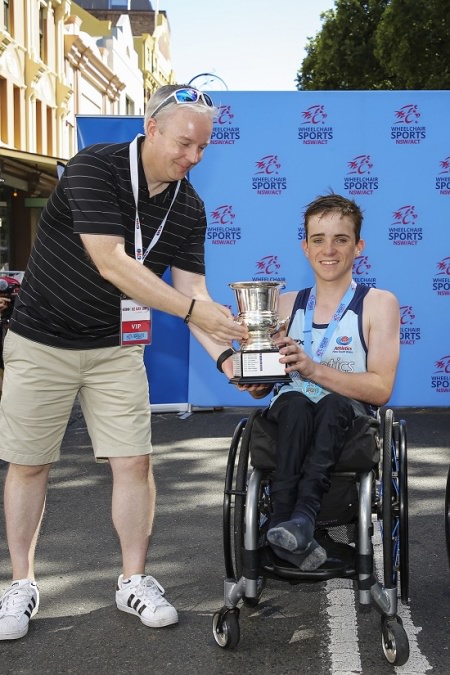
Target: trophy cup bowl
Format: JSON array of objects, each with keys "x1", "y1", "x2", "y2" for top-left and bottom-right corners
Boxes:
[{"x1": 229, "y1": 281, "x2": 291, "y2": 384}]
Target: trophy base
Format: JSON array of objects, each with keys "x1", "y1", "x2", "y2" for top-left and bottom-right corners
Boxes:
[
  {"x1": 229, "y1": 374, "x2": 291, "y2": 385},
  {"x1": 230, "y1": 350, "x2": 291, "y2": 385}
]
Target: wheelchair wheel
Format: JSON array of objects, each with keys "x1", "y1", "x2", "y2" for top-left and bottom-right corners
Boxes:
[
  {"x1": 233, "y1": 410, "x2": 267, "y2": 606},
  {"x1": 445, "y1": 465, "x2": 450, "y2": 568},
  {"x1": 232, "y1": 411, "x2": 255, "y2": 579},
  {"x1": 223, "y1": 416, "x2": 248, "y2": 580},
  {"x1": 381, "y1": 617, "x2": 410, "y2": 666},
  {"x1": 212, "y1": 608, "x2": 240, "y2": 649},
  {"x1": 397, "y1": 418, "x2": 409, "y2": 603},
  {"x1": 381, "y1": 409, "x2": 409, "y2": 602}
]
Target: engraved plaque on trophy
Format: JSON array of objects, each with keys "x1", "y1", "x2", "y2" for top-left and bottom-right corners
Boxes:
[{"x1": 229, "y1": 281, "x2": 291, "y2": 384}]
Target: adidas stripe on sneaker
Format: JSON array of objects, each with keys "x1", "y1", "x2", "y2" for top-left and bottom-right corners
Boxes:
[
  {"x1": 0, "y1": 579, "x2": 39, "y2": 640},
  {"x1": 116, "y1": 574, "x2": 178, "y2": 628}
]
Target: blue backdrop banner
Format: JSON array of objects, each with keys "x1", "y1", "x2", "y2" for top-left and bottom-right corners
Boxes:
[{"x1": 77, "y1": 91, "x2": 450, "y2": 408}]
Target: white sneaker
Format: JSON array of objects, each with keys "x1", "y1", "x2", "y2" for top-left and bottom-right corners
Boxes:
[
  {"x1": 0, "y1": 579, "x2": 39, "y2": 640},
  {"x1": 116, "y1": 574, "x2": 178, "y2": 628}
]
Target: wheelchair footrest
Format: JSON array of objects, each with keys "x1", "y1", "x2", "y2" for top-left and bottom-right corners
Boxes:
[{"x1": 259, "y1": 531, "x2": 356, "y2": 582}]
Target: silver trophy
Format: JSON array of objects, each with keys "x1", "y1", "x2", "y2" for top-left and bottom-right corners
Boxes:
[{"x1": 229, "y1": 281, "x2": 290, "y2": 384}]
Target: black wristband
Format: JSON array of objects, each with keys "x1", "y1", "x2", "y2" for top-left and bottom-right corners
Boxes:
[
  {"x1": 184, "y1": 298, "x2": 196, "y2": 324},
  {"x1": 216, "y1": 348, "x2": 235, "y2": 373}
]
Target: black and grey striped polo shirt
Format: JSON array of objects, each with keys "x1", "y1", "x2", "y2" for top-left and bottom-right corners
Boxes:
[{"x1": 10, "y1": 140, "x2": 207, "y2": 349}]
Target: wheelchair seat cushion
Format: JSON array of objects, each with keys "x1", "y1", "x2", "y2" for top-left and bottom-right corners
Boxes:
[{"x1": 249, "y1": 409, "x2": 380, "y2": 473}]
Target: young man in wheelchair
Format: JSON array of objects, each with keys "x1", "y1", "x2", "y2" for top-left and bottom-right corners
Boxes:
[{"x1": 220, "y1": 193, "x2": 400, "y2": 571}]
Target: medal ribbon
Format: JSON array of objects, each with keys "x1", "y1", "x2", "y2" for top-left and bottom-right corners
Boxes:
[{"x1": 303, "y1": 279, "x2": 357, "y2": 362}]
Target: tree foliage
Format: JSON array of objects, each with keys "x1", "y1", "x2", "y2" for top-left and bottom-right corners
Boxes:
[
  {"x1": 375, "y1": 0, "x2": 450, "y2": 88},
  {"x1": 296, "y1": 0, "x2": 450, "y2": 90}
]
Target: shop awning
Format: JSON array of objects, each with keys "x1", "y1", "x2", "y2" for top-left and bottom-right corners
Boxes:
[
  {"x1": 0, "y1": 147, "x2": 65, "y2": 176},
  {"x1": 0, "y1": 147, "x2": 66, "y2": 195}
]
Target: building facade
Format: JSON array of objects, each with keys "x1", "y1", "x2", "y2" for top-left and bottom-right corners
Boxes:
[{"x1": 0, "y1": 0, "x2": 174, "y2": 272}]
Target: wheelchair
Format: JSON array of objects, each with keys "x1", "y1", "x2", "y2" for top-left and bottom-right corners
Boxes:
[
  {"x1": 446, "y1": 465, "x2": 450, "y2": 567},
  {"x1": 212, "y1": 406, "x2": 410, "y2": 667}
]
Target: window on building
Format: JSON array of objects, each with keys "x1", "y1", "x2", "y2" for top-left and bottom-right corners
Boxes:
[
  {"x1": 3, "y1": 0, "x2": 10, "y2": 34},
  {"x1": 125, "y1": 96, "x2": 135, "y2": 115},
  {"x1": 39, "y1": 6, "x2": 47, "y2": 63}
]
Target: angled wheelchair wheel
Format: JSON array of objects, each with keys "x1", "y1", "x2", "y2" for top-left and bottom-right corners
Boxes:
[
  {"x1": 446, "y1": 465, "x2": 450, "y2": 568},
  {"x1": 397, "y1": 418, "x2": 409, "y2": 603},
  {"x1": 223, "y1": 416, "x2": 248, "y2": 580},
  {"x1": 223, "y1": 409, "x2": 267, "y2": 582},
  {"x1": 381, "y1": 409, "x2": 409, "y2": 602},
  {"x1": 233, "y1": 410, "x2": 268, "y2": 606}
]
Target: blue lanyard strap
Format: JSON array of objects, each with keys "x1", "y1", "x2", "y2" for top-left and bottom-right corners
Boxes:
[{"x1": 303, "y1": 280, "x2": 357, "y2": 362}]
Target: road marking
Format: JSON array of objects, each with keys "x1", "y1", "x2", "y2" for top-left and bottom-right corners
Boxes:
[
  {"x1": 325, "y1": 577, "x2": 362, "y2": 674},
  {"x1": 373, "y1": 521, "x2": 433, "y2": 674}
]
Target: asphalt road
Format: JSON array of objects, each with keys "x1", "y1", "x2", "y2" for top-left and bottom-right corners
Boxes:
[{"x1": 0, "y1": 404, "x2": 449, "y2": 674}]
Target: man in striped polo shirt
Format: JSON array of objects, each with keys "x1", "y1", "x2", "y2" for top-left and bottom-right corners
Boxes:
[{"x1": 0, "y1": 85, "x2": 247, "y2": 639}]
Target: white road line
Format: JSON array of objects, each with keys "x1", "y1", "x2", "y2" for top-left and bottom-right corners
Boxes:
[
  {"x1": 325, "y1": 577, "x2": 362, "y2": 675},
  {"x1": 373, "y1": 520, "x2": 433, "y2": 674},
  {"x1": 320, "y1": 519, "x2": 432, "y2": 675}
]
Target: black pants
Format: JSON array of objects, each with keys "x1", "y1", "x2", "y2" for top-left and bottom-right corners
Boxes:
[{"x1": 266, "y1": 391, "x2": 358, "y2": 515}]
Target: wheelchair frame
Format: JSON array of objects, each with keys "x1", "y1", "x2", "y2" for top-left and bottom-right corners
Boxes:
[{"x1": 213, "y1": 407, "x2": 410, "y2": 667}]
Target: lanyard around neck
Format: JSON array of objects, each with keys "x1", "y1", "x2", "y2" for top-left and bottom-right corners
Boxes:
[
  {"x1": 303, "y1": 280, "x2": 357, "y2": 362},
  {"x1": 129, "y1": 134, "x2": 181, "y2": 264}
]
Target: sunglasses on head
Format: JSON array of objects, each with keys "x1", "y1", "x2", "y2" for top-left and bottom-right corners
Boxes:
[{"x1": 150, "y1": 88, "x2": 214, "y2": 118}]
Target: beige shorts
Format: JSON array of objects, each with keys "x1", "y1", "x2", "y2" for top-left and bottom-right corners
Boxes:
[{"x1": 0, "y1": 331, "x2": 152, "y2": 464}]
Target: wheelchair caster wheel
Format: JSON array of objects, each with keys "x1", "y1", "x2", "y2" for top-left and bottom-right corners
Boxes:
[
  {"x1": 381, "y1": 617, "x2": 410, "y2": 666},
  {"x1": 212, "y1": 608, "x2": 240, "y2": 649}
]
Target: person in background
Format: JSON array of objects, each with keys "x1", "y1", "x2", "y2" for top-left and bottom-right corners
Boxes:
[
  {"x1": 217, "y1": 193, "x2": 400, "y2": 571},
  {"x1": 0, "y1": 84, "x2": 247, "y2": 640}
]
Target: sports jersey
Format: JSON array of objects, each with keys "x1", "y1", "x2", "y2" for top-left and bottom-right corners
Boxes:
[
  {"x1": 10, "y1": 138, "x2": 206, "y2": 349},
  {"x1": 271, "y1": 283, "x2": 371, "y2": 405}
]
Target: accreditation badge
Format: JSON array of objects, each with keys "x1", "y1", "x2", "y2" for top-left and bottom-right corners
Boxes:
[{"x1": 120, "y1": 297, "x2": 151, "y2": 345}]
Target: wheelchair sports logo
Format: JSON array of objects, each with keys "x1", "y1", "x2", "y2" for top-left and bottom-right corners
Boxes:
[
  {"x1": 431, "y1": 355, "x2": 450, "y2": 393},
  {"x1": 298, "y1": 104, "x2": 333, "y2": 145},
  {"x1": 432, "y1": 256, "x2": 450, "y2": 295},
  {"x1": 207, "y1": 204, "x2": 241, "y2": 246},
  {"x1": 353, "y1": 256, "x2": 377, "y2": 288},
  {"x1": 388, "y1": 205, "x2": 422, "y2": 246},
  {"x1": 400, "y1": 305, "x2": 421, "y2": 346},
  {"x1": 343, "y1": 154, "x2": 379, "y2": 196},
  {"x1": 390, "y1": 103, "x2": 426, "y2": 144},
  {"x1": 393, "y1": 104, "x2": 421, "y2": 124},
  {"x1": 211, "y1": 105, "x2": 240, "y2": 145},
  {"x1": 435, "y1": 157, "x2": 450, "y2": 195},
  {"x1": 252, "y1": 255, "x2": 286, "y2": 282},
  {"x1": 252, "y1": 155, "x2": 287, "y2": 195}
]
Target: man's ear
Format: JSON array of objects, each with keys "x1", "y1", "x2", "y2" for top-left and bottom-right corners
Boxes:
[{"x1": 145, "y1": 117, "x2": 158, "y2": 140}]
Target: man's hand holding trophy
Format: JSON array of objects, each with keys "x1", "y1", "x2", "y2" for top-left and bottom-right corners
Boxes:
[{"x1": 226, "y1": 281, "x2": 291, "y2": 386}]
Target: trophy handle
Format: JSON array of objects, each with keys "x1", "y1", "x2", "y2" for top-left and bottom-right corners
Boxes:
[{"x1": 269, "y1": 315, "x2": 290, "y2": 337}]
